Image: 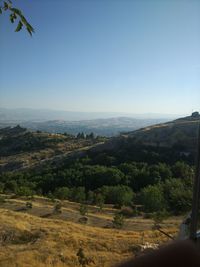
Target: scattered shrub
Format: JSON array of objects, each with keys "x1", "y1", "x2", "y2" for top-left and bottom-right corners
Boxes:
[
  {"x1": 54, "y1": 202, "x2": 62, "y2": 214},
  {"x1": 79, "y1": 204, "x2": 88, "y2": 216},
  {"x1": 78, "y1": 216, "x2": 88, "y2": 224},
  {"x1": 76, "y1": 248, "x2": 90, "y2": 267},
  {"x1": 112, "y1": 213, "x2": 125, "y2": 229},
  {"x1": 120, "y1": 206, "x2": 134, "y2": 217},
  {"x1": 26, "y1": 202, "x2": 33, "y2": 209}
]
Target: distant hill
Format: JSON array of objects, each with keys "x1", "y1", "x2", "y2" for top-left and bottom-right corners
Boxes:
[
  {"x1": 88, "y1": 112, "x2": 200, "y2": 165},
  {"x1": 125, "y1": 112, "x2": 200, "y2": 151},
  {"x1": 0, "y1": 108, "x2": 177, "y2": 137},
  {"x1": 0, "y1": 125, "x2": 102, "y2": 173},
  {"x1": 19, "y1": 117, "x2": 171, "y2": 137}
]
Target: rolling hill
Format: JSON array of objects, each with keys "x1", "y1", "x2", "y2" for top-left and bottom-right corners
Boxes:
[
  {"x1": 0, "y1": 125, "x2": 104, "y2": 173},
  {"x1": 126, "y1": 112, "x2": 200, "y2": 151},
  {"x1": 0, "y1": 108, "x2": 176, "y2": 137},
  {"x1": 90, "y1": 112, "x2": 200, "y2": 156}
]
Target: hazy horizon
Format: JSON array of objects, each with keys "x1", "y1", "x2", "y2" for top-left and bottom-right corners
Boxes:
[{"x1": 0, "y1": 106, "x2": 185, "y2": 120}]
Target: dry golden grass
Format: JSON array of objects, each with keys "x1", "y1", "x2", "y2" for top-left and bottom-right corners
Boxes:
[{"x1": 0, "y1": 208, "x2": 178, "y2": 267}]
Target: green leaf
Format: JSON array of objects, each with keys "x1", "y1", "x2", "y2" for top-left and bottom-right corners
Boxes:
[
  {"x1": 3, "y1": 1, "x2": 9, "y2": 10},
  {"x1": 26, "y1": 22, "x2": 34, "y2": 35},
  {"x1": 26, "y1": 26, "x2": 34, "y2": 36},
  {"x1": 10, "y1": 7, "x2": 22, "y2": 16},
  {"x1": 15, "y1": 20, "x2": 23, "y2": 32},
  {"x1": 10, "y1": 13, "x2": 15, "y2": 23},
  {"x1": 13, "y1": 12, "x2": 17, "y2": 19},
  {"x1": 0, "y1": 8, "x2": 2, "y2": 14}
]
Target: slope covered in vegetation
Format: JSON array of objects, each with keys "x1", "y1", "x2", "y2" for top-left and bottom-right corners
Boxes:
[
  {"x1": 0, "y1": 132, "x2": 194, "y2": 215},
  {"x1": 0, "y1": 126, "x2": 104, "y2": 173}
]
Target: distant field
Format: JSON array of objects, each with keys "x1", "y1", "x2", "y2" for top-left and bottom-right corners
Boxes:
[{"x1": 0, "y1": 195, "x2": 180, "y2": 267}]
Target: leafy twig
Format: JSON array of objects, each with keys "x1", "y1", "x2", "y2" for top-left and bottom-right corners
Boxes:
[{"x1": 0, "y1": 0, "x2": 34, "y2": 36}]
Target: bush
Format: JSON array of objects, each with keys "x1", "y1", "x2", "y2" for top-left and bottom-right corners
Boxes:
[
  {"x1": 152, "y1": 210, "x2": 169, "y2": 224},
  {"x1": 54, "y1": 202, "x2": 62, "y2": 214},
  {"x1": 112, "y1": 213, "x2": 125, "y2": 229},
  {"x1": 76, "y1": 248, "x2": 90, "y2": 266},
  {"x1": 26, "y1": 202, "x2": 33, "y2": 209},
  {"x1": 120, "y1": 206, "x2": 134, "y2": 218},
  {"x1": 79, "y1": 204, "x2": 88, "y2": 216},
  {"x1": 78, "y1": 216, "x2": 88, "y2": 224}
]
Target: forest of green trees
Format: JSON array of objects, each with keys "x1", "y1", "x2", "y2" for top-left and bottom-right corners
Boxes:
[{"x1": 0, "y1": 145, "x2": 194, "y2": 215}]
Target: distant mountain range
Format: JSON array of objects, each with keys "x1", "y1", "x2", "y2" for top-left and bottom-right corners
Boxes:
[{"x1": 0, "y1": 108, "x2": 179, "y2": 137}]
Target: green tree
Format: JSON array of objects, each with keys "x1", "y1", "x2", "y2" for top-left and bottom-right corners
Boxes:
[
  {"x1": 163, "y1": 178, "x2": 192, "y2": 214},
  {"x1": 87, "y1": 190, "x2": 95, "y2": 204},
  {"x1": 99, "y1": 185, "x2": 135, "y2": 207},
  {"x1": 77, "y1": 132, "x2": 85, "y2": 139},
  {"x1": 16, "y1": 186, "x2": 33, "y2": 197},
  {"x1": 172, "y1": 161, "x2": 193, "y2": 180},
  {"x1": 94, "y1": 193, "x2": 105, "y2": 211},
  {"x1": 0, "y1": 182, "x2": 4, "y2": 193},
  {"x1": 88, "y1": 132, "x2": 94, "y2": 139},
  {"x1": 140, "y1": 184, "x2": 166, "y2": 213},
  {"x1": 54, "y1": 187, "x2": 70, "y2": 200},
  {"x1": 84, "y1": 166, "x2": 124, "y2": 190},
  {"x1": 70, "y1": 187, "x2": 86, "y2": 203},
  {"x1": 5, "y1": 180, "x2": 18, "y2": 193}
]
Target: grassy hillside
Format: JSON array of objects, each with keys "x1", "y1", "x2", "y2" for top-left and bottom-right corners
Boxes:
[
  {"x1": 0, "y1": 126, "x2": 104, "y2": 173},
  {"x1": 0, "y1": 196, "x2": 179, "y2": 267},
  {"x1": 87, "y1": 113, "x2": 200, "y2": 166},
  {"x1": 125, "y1": 112, "x2": 200, "y2": 152}
]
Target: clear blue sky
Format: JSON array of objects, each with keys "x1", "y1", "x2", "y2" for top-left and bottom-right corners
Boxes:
[{"x1": 0, "y1": 0, "x2": 200, "y2": 115}]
